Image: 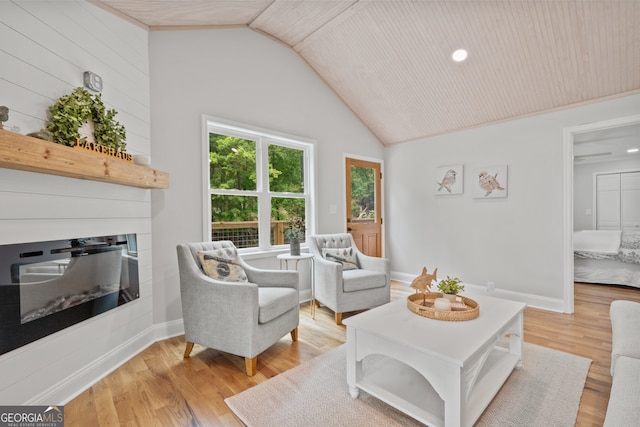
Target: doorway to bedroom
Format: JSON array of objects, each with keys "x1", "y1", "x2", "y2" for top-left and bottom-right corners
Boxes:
[{"x1": 565, "y1": 115, "x2": 640, "y2": 312}]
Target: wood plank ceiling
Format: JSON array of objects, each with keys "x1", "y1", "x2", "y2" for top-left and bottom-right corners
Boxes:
[{"x1": 95, "y1": 0, "x2": 640, "y2": 145}]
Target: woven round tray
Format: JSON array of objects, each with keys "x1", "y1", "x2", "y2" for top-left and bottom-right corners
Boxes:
[{"x1": 407, "y1": 292, "x2": 479, "y2": 321}]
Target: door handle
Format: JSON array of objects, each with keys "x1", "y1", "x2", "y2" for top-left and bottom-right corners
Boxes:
[{"x1": 347, "y1": 227, "x2": 353, "y2": 231}]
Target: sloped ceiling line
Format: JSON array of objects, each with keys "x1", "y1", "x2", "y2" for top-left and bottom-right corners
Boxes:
[{"x1": 94, "y1": 0, "x2": 640, "y2": 146}]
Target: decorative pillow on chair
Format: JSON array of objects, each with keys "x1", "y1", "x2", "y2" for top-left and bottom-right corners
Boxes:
[
  {"x1": 198, "y1": 249, "x2": 248, "y2": 282},
  {"x1": 322, "y1": 247, "x2": 359, "y2": 270}
]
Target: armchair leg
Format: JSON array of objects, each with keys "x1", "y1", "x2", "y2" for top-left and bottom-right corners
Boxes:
[
  {"x1": 245, "y1": 356, "x2": 257, "y2": 376},
  {"x1": 184, "y1": 341, "x2": 194, "y2": 358},
  {"x1": 335, "y1": 312, "x2": 343, "y2": 325},
  {"x1": 290, "y1": 327, "x2": 298, "y2": 342}
]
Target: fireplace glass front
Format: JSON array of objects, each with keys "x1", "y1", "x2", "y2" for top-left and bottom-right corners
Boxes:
[{"x1": 0, "y1": 234, "x2": 140, "y2": 355}]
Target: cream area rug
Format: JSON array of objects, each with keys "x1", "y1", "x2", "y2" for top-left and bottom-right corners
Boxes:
[{"x1": 225, "y1": 343, "x2": 591, "y2": 427}]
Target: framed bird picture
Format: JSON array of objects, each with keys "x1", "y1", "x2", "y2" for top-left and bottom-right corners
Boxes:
[
  {"x1": 435, "y1": 165, "x2": 464, "y2": 195},
  {"x1": 472, "y1": 165, "x2": 508, "y2": 198}
]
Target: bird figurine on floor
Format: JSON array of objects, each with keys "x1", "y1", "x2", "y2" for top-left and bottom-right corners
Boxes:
[
  {"x1": 411, "y1": 267, "x2": 438, "y2": 305},
  {"x1": 478, "y1": 170, "x2": 504, "y2": 196},
  {"x1": 437, "y1": 169, "x2": 457, "y2": 193}
]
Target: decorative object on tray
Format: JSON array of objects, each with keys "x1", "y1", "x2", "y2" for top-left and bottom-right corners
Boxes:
[
  {"x1": 437, "y1": 275, "x2": 465, "y2": 301},
  {"x1": 410, "y1": 266, "x2": 437, "y2": 305},
  {"x1": 407, "y1": 269, "x2": 477, "y2": 320},
  {"x1": 434, "y1": 297, "x2": 451, "y2": 311},
  {"x1": 46, "y1": 87, "x2": 131, "y2": 162},
  {"x1": 0, "y1": 106, "x2": 8, "y2": 129},
  {"x1": 285, "y1": 216, "x2": 305, "y2": 256},
  {"x1": 407, "y1": 292, "x2": 479, "y2": 321}
]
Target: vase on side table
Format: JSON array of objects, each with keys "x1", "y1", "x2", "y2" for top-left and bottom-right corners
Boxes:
[{"x1": 289, "y1": 238, "x2": 301, "y2": 256}]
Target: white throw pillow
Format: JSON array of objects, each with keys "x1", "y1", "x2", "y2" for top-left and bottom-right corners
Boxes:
[
  {"x1": 198, "y1": 248, "x2": 248, "y2": 283},
  {"x1": 322, "y1": 247, "x2": 359, "y2": 270}
]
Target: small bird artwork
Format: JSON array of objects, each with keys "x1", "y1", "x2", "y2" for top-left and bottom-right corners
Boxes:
[
  {"x1": 478, "y1": 170, "x2": 504, "y2": 196},
  {"x1": 437, "y1": 169, "x2": 457, "y2": 193},
  {"x1": 411, "y1": 266, "x2": 438, "y2": 305}
]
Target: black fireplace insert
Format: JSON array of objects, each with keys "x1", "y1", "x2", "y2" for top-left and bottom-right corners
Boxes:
[{"x1": 0, "y1": 234, "x2": 140, "y2": 355}]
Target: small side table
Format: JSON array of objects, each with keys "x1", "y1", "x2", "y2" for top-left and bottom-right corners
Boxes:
[{"x1": 277, "y1": 253, "x2": 315, "y2": 318}]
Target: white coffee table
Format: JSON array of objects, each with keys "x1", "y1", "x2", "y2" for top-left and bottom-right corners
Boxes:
[{"x1": 344, "y1": 293, "x2": 526, "y2": 427}]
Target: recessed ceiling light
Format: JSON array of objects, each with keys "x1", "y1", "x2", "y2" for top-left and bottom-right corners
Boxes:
[
  {"x1": 627, "y1": 148, "x2": 639, "y2": 153},
  {"x1": 452, "y1": 49, "x2": 468, "y2": 62}
]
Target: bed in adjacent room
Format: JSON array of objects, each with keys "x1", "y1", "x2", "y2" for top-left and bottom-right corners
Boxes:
[{"x1": 574, "y1": 230, "x2": 640, "y2": 288}]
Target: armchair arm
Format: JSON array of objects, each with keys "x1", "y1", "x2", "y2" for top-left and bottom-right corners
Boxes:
[
  {"x1": 313, "y1": 256, "x2": 343, "y2": 304},
  {"x1": 242, "y1": 264, "x2": 299, "y2": 290},
  {"x1": 357, "y1": 253, "x2": 389, "y2": 274}
]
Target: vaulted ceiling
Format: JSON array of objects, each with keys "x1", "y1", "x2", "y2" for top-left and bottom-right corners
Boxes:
[{"x1": 94, "y1": 0, "x2": 640, "y2": 145}]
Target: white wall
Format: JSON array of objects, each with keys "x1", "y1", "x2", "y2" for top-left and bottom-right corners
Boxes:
[
  {"x1": 385, "y1": 94, "x2": 640, "y2": 309},
  {"x1": 574, "y1": 159, "x2": 640, "y2": 231},
  {"x1": 0, "y1": 1, "x2": 153, "y2": 404},
  {"x1": 148, "y1": 28, "x2": 384, "y2": 325}
]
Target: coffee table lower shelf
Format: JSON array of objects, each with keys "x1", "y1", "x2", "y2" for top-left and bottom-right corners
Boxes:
[{"x1": 355, "y1": 347, "x2": 519, "y2": 427}]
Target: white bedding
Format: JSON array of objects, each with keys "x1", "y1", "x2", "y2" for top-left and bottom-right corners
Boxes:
[
  {"x1": 574, "y1": 231, "x2": 640, "y2": 287},
  {"x1": 574, "y1": 257, "x2": 640, "y2": 288},
  {"x1": 573, "y1": 230, "x2": 622, "y2": 255}
]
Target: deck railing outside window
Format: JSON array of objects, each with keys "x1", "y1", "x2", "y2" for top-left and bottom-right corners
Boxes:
[{"x1": 211, "y1": 220, "x2": 305, "y2": 249}]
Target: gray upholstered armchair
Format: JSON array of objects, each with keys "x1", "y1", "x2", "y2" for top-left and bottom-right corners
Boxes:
[
  {"x1": 176, "y1": 241, "x2": 299, "y2": 376},
  {"x1": 309, "y1": 233, "x2": 390, "y2": 325}
]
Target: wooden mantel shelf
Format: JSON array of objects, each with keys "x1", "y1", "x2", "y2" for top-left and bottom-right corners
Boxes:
[{"x1": 0, "y1": 129, "x2": 169, "y2": 189}]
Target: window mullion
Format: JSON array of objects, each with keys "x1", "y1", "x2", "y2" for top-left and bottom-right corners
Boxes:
[{"x1": 257, "y1": 138, "x2": 271, "y2": 250}]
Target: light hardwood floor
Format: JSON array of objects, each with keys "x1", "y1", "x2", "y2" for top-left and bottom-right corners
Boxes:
[{"x1": 65, "y1": 282, "x2": 640, "y2": 426}]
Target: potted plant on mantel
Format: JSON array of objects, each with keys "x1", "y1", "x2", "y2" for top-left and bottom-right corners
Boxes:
[
  {"x1": 437, "y1": 276, "x2": 465, "y2": 301},
  {"x1": 285, "y1": 217, "x2": 305, "y2": 256},
  {"x1": 46, "y1": 87, "x2": 127, "y2": 152}
]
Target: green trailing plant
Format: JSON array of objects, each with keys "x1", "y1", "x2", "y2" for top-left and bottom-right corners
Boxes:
[
  {"x1": 284, "y1": 216, "x2": 305, "y2": 241},
  {"x1": 46, "y1": 87, "x2": 126, "y2": 151},
  {"x1": 437, "y1": 275, "x2": 465, "y2": 295}
]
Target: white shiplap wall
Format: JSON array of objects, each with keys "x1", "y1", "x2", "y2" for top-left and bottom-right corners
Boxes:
[{"x1": 0, "y1": 1, "x2": 154, "y2": 404}]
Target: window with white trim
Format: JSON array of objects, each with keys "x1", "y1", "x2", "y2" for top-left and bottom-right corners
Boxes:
[{"x1": 205, "y1": 118, "x2": 314, "y2": 250}]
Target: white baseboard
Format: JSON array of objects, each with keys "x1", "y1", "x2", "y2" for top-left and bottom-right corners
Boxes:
[
  {"x1": 29, "y1": 319, "x2": 186, "y2": 406},
  {"x1": 391, "y1": 271, "x2": 565, "y2": 313},
  {"x1": 149, "y1": 318, "x2": 185, "y2": 342},
  {"x1": 29, "y1": 330, "x2": 153, "y2": 405}
]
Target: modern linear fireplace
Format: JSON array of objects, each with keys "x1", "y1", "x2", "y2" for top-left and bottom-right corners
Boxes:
[{"x1": 0, "y1": 234, "x2": 140, "y2": 356}]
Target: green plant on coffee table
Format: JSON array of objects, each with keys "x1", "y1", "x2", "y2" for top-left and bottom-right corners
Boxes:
[
  {"x1": 437, "y1": 276, "x2": 465, "y2": 295},
  {"x1": 284, "y1": 216, "x2": 305, "y2": 241},
  {"x1": 46, "y1": 87, "x2": 126, "y2": 151}
]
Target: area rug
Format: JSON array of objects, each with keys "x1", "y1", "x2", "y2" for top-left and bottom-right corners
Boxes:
[{"x1": 225, "y1": 343, "x2": 591, "y2": 427}]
